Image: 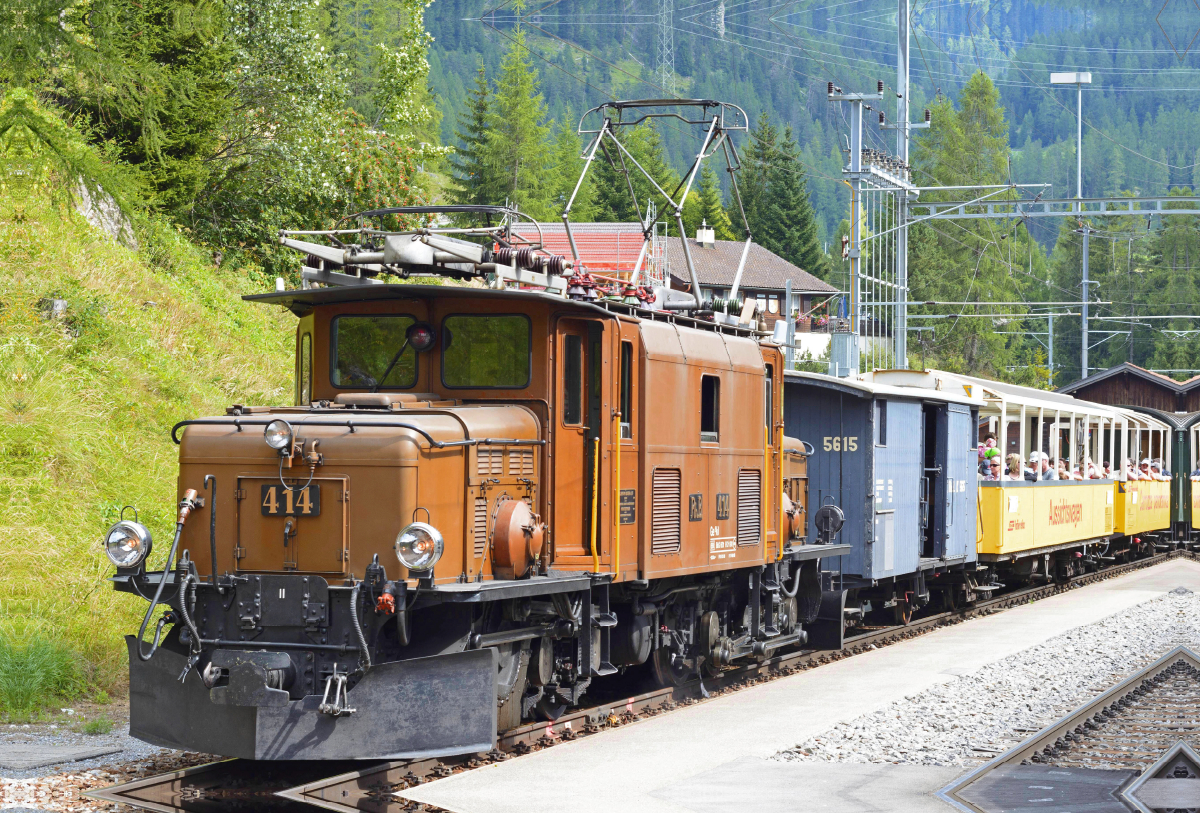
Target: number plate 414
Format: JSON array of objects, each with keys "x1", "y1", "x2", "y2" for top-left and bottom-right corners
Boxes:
[{"x1": 261, "y1": 484, "x2": 321, "y2": 517}]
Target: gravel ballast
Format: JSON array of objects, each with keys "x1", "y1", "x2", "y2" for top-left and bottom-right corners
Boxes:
[{"x1": 776, "y1": 588, "x2": 1200, "y2": 767}]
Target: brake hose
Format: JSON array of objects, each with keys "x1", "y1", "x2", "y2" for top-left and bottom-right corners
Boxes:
[
  {"x1": 136, "y1": 491, "x2": 200, "y2": 661},
  {"x1": 178, "y1": 572, "x2": 203, "y2": 657},
  {"x1": 779, "y1": 562, "x2": 803, "y2": 598},
  {"x1": 349, "y1": 582, "x2": 372, "y2": 670}
]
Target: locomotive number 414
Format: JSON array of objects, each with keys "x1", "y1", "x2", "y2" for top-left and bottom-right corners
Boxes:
[
  {"x1": 261, "y1": 484, "x2": 321, "y2": 517},
  {"x1": 823, "y1": 436, "x2": 859, "y2": 452}
]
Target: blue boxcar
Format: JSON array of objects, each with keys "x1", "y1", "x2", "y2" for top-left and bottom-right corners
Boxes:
[{"x1": 783, "y1": 371, "x2": 980, "y2": 620}]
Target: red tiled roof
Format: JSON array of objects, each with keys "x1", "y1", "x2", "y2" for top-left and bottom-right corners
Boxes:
[{"x1": 509, "y1": 223, "x2": 646, "y2": 272}]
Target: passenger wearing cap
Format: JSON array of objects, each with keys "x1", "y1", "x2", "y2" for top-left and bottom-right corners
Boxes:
[{"x1": 1030, "y1": 451, "x2": 1057, "y2": 480}]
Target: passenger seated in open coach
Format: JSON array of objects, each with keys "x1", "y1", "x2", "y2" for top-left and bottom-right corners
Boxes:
[
  {"x1": 1021, "y1": 455, "x2": 1037, "y2": 481},
  {"x1": 1126, "y1": 458, "x2": 1142, "y2": 480},
  {"x1": 981, "y1": 458, "x2": 1003, "y2": 481},
  {"x1": 1029, "y1": 451, "x2": 1058, "y2": 481},
  {"x1": 1006, "y1": 454, "x2": 1024, "y2": 481},
  {"x1": 1139, "y1": 459, "x2": 1165, "y2": 481},
  {"x1": 978, "y1": 432, "x2": 998, "y2": 463}
]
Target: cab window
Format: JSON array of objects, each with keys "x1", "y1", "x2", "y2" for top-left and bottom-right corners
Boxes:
[
  {"x1": 442, "y1": 314, "x2": 532, "y2": 388},
  {"x1": 331, "y1": 315, "x2": 417, "y2": 389},
  {"x1": 701, "y1": 375, "x2": 720, "y2": 443},
  {"x1": 563, "y1": 335, "x2": 583, "y2": 425},
  {"x1": 619, "y1": 341, "x2": 633, "y2": 439},
  {"x1": 298, "y1": 332, "x2": 312, "y2": 404}
]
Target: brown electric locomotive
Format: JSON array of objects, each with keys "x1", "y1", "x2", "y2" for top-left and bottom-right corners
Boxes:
[{"x1": 104, "y1": 102, "x2": 849, "y2": 760}]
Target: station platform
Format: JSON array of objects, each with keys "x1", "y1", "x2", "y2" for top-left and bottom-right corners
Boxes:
[{"x1": 404, "y1": 559, "x2": 1200, "y2": 813}]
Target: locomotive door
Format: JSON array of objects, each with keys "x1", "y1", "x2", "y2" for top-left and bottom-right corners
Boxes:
[{"x1": 552, "y1": 319, "x2": 601, "y2": 559}]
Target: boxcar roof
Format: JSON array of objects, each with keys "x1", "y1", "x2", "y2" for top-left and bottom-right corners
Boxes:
[{"x1": 783, "y1": 370, "x2": 979, "y2": 406}]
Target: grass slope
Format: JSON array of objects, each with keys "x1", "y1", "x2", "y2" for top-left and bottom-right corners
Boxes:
[{"x1": 0, "y1": 200, "x2": 293, "y2": 716}]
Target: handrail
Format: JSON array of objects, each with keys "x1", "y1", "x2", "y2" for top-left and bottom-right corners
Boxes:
[
  {"x1": 171, "y1": 417, "x2": 476, "y2": 448},
  {"x1": 590, "y1": 436, "x2": 601, "y2": 574},
  {"x1": 613, "y1": 412, "x2": 621, "y2": 580}
]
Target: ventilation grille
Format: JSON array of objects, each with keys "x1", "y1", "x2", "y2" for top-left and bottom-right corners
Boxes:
[
  {"x1": 509, "y1": 448, "x2": 534, "y2": 476},
  {"x1": 737, "y1": 469, "x2": 762, "y2": 546},
  {"x1": 478, "y1": 448, "x2": 504, "y2": 476},
  {"x1": 651, "y1": 469, "x2": 682, "y2": 555},
  {"x1": 473, "y1": 498, "x2": 488, "y2": 559}
]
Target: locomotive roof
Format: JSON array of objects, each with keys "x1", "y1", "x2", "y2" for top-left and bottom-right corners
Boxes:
[{"x1": 245, "y1": 284, "x2": 614, "y2": 318}]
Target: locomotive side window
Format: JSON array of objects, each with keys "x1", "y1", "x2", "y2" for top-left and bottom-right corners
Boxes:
[
  {"x1": 876, "y1": 399, "x2": 888, "y2": 446},
  {"x1": 701, "y1": 375, "x2": 720, "y2": 443},
  {"x1": 764, "y1": 365, "x2": 774, "y2": 443},
  {"x1": 563, "y1": 334, "x2": 583, "y2": 425},
  {"x1": 442, "y1": 314, "x2": 531, "y2": 388},
  {"x1": 620, "y1": 341, "x2": 633, "y2": 439},
  {"x1": 298, "y1": 332, "x2": 312, "y2": 405},
  {"x1": 331, "y1": 315, "x2": 417, "y2": 389}
]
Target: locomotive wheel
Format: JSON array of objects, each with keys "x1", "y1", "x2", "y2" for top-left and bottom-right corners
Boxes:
[
  {"x1": 893, "y1": 600, "x2": 913, "y2": 626},
  {"x1": 650, "y1": 647, "x2": 693, "y2": 687}
]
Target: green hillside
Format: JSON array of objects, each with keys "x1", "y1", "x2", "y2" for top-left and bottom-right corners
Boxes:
[{"x1": 0, "y1": 200, "x2": 293, "y2": 714}]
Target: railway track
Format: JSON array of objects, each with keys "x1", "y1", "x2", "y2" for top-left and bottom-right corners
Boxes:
[
  {"x1": 940, "y1": 635, "x2": 1200, "y2": 812},
  {"x1": 86, "y1": 549, "x2": 1193, "y2": 813}
]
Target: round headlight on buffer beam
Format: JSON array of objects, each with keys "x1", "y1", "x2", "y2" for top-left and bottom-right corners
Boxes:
[
  {"x1": 104, "y1": 521, "x2": 153, "y2": 568},
  {"x1": 264, "y1": 419, "x2": 294, "y2": 453},
  {"x1": 394, "y1": 522, "x2": 444, "y2": 571}
]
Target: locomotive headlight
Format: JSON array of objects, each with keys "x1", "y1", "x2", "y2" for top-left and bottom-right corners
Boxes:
[
  {"x1": 394, "y1": 522, "x2": 443, "y2": 572},
  {"x1": 264, "y1": 419, "x2": 294, "y2": 453},
  {"x1": 103, "y1": 521, "x2": 153, "y2": 568}
]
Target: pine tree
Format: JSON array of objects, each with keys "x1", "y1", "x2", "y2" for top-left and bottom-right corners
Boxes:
[
  {"x1": 760, "y1": 126, "x2": 826, "y2": 277},
  {"x1": 593, "y1": 124, "x2": 677, "y2": 224},
  {"x1": 733, "y1": 112, "x2": 779, "y2": 240},
  {"x1": 449, "y1": 65, "x2": 497, "y2": 206},
  {"x1": 548, "y1": 109, "x2": 595, "y2": 219},
  {"x1": 910, "y1": 71, "x2": 1042, "y2": 379},
  {"x1": 696, "y1": 164, "x2": 736, "y2": 240},
  {"x1": 484, "y1": 29, "x2": 552, "y2": 218}
]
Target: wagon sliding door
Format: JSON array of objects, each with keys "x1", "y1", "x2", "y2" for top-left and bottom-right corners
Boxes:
[{"x1": 942, "y1": 404, "x2": 977, "y2": 562}]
